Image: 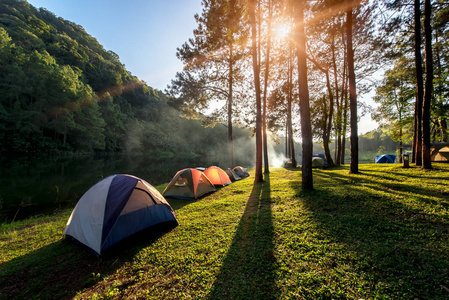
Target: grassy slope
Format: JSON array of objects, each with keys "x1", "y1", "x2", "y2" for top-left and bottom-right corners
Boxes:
[{"x1": 1, "y1": 164, "x2": 449, "y2": 299}]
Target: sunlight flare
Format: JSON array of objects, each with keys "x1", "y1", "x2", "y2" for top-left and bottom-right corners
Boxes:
[{"x1": 273, "y1": 21, "x2": 291, "y2": 40}]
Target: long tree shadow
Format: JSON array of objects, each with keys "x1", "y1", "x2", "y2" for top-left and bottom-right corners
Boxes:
[
  {"x1": 314, "y1": 168, "x2": 449, "y2": 205},
  {"x1": 208, "y1": 175, "x2": 277, "y2": 299},
  {"x1": 0, "y1": 221, "x2": 177, "y2": 299},
  {"x1": 289, "y1": 169, "x2": 449, "y2": 298}
]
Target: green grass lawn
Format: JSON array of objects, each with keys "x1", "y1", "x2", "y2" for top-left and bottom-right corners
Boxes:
[{"x1": 1, "y1": 163, "x2": 449, "y2": 299}]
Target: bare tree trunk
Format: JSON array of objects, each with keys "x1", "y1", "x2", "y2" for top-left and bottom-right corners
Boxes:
[
  {"x1": 431, "y1": 119, "x2": 439, "y2": 143},
  {"x1": 306, "y1": 55, "x2": 335, "y2": 167},
  {"x1": 287, "y1": 84, "x2": 296, "y2": 166},
  {"x1": 249, "y1": 0, "x2": 263, "y2": 182},
  {"x1": 422, "y1": 0, "x2": 433, "y2": 169},
  {"x1": 412, "y1": 97, "x2": 418, "y2": 163},
  {"x1": 414, "y1": 0, "x2": 424, "y2": 166},
  {"x1": 340, "y1": 23, "x2": 348, "y2": 165},
  {"x1": 347, "y1": 7, "x2": 358, "y2": 174},
  {"x1": 324, "y1": 71, "x2": 335, "y2": 167},
  {"x1": 341, "y1": 75, "x2": 349, "y2": 165},
  {"x1": 331, "y1": 31, "x2": 341, "y2": 165},
  {"x1": 228, "y1": 43, "x2": 235, "y2": 168},
  {"x1": 295, "y1": 0, "x2": 313, "y2": 190},
  {"x1": 262, "y1": 0, "x2": 272, "y2": 173},
  {"x1": 441, "y1": 118, "x2": 448, "y2": 142},
  {"x1": 399, "y1": 110, "x2": 403, "y2": 162},
  {"x1": 287, "y1": 45, "x2": 296, "y2": 167}
]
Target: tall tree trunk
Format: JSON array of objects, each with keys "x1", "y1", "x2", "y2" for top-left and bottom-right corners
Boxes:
[
  {"x1": 295, "y1": 0, "x2": 313, "y2": 190},
  {"x1": 340, "y1": 23, "x2": 348, "y2": 165},
  {"x1": 341, "y1": 75, "x2": 349, "y2": 165},
  {"x1": 347, "y1": 7, "x2": 358, "y2": 174},
  {"x1": 306, "y1": 55, "x2": 335, "y2": 168},
  {"x1": 249, "y1": 0, "x2": 263, "y2": 183},
  {"x1": 287, "y1": 46, "x2": 296, "y2": 167},
  {"x1": 324, "y1": 71, "x2": 335, "y2": 167},
  {"x1": 321, "y1": 96, "x2": 329, "y2": 162},
  {"x1": 431, "y1": 119, "x2": 438, "y2": 143},
  {"x1": 412, "y1": 96, "x2": 418, "y2": 163},
  {"x1": 414, "y1": 0, "x2": 424, "y2": 166},
  {"x1": 228, "y1": 42, "x2": 235, "y2": 168},
  {"x1": 287, "y1": 84, "x2": 296, "y2": 166},
  {"x1": 399, "y1": 110, "x2": 403, "y2": 162},
  {"x1": 441, "y1": 118, "x2": 448, "y2": 142},
  {"x1": 262, "y1": 0, "x2": 272, "y2": 173},
  {"x1": 422, "y1": 0, "x2": 433, "y2": 169},
  {"x1": 290, "y1": 45, "x2": 297, "y2": 167},
  {"x1": 331, "y1": 31, "x2": 341, "y2": 165}
]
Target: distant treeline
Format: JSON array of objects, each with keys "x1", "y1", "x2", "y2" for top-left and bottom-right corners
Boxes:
[{"x1": 0, "y1": 0, "x2": 256, "y2": 162}]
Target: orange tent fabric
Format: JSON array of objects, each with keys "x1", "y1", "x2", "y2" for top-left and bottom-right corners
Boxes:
[
  {"x1": 204, "y1": 166, "x2": 232, "y2": 186},
  {"x1": 163, "y1": 168, "x2": 216, "y2": 199}
]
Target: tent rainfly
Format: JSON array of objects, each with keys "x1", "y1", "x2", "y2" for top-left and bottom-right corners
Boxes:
[
  {"x1": 233, "y1": 166, "x2": 250, "y2": 178},
  {"x1": 163, "y1": 168, "x2": 216, "y2": 200},
  {"x1": 431, "y1": 144, "x2": 449, "y2": 162},
  {"x1": 204, "y1": 166, "x2": 232, "y2": 186},
  {"x1": 225, "y1": 168, "x2": 241, "y2": 182},
  {"x1": 375, "y1": 154, "x2": 396, "y2": 163},
  {"x1": 312, "y1": 157, "x2": 325, "y2": 168},
  {"x1": 63, "y1": 174, "x2": 177, "y2": 256}
]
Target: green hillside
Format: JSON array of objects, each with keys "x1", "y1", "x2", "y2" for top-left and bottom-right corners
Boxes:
[{"x1": 0, "y1": 0, "x2": 250, "y2": 162}]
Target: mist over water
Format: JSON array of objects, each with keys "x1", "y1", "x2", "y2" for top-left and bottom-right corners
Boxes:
[{"x1": 0, "y1": 127, "x2": 290, "y2": 222}]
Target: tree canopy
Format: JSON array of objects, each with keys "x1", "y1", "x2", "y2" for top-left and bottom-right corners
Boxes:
[{"x1": 0, "y1": 0, "x2": 257, "y2": 163}]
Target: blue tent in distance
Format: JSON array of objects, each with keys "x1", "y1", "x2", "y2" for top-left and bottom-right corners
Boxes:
[{"x1": 376, "y1": 154, "x2": 396, "y2": 163}]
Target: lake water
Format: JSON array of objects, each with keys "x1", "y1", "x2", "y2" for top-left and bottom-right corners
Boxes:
[{"x1": 0, "y1": 153, "x2": 252, "y2": 222}]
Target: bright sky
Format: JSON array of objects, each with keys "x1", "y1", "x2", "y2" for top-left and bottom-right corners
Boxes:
[
  {"x1": 26, "y1": 0, "x2": 377, "y2": 134},
  {"x1": 26, "y1": 0, "x2": 203, "y2": 92}
]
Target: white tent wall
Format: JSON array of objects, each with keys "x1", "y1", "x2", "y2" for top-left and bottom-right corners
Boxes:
[{"x1": 63, "y1": 175, "x2": 114, "y2": 255}]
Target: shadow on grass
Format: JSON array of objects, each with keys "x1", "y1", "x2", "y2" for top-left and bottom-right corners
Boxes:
[
  {"x1": 291, "y1": 169, "x2": 449, "y2": 298},
  {"x1": 0, "y1": 222, "x2": 177, "y2": 299},
  {"x1": 208, "y1": 175, "x2": 278, "y2": 299},
  {"x1": 314, "y1": 168, "x2": 449, "y2": 204}
]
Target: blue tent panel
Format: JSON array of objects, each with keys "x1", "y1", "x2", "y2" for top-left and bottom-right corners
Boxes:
[
  {"x1": 102, "y1": 204, "x2": 176, "y2": 251},
  {"x1": 102, "y1": 175, "x2": 139, "y2": 244},
  {"x1": 376, "y1": 154, "x2": 396, "y2": 163}
]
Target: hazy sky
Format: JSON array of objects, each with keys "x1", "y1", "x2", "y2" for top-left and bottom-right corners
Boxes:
[{"x1": 26, "y1": 0, "x2": 203, "y2": 91}]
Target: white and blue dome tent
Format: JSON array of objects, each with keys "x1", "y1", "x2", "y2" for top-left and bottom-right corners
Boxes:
[{"x1": 63, "y1": 174, "x2": 177, "y2": 256}]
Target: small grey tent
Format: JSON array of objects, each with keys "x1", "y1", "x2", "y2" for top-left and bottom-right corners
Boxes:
[
  {"x1": 311, "y1": 157, "x2": 325, "y2": 168},
  {"x1": 225, "y1": 168, "x2": 241, "y2": 182},
  {"x1": 233, "y1": 166, "x2": 250, "y2": 178}
]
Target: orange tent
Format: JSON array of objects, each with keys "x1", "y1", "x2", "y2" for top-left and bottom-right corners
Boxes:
[
  {"x1": 204, "y1": 166, "x2": 232, "y2": 186},
  {"x1": 163, "y1": 168, "x2": 216, "y2": 199}
]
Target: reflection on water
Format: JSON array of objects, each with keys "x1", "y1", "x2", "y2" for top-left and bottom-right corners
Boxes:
[{"x1": 0, "y1": 153, "x2": 252, "y2": 222}]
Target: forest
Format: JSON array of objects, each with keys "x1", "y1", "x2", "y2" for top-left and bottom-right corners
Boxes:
[
  {"x1": 168, "y1": 0, "x2": 449, "y2": 188},
  {"x1": 1, "y1": 0, "x2": 448, "y2": 178},
  {"x1": 2, "y1": 1, "x2": 449, "y2": 298},
  {"x1": 0, "y1": 0, "x2": 258, "y2": 165}
]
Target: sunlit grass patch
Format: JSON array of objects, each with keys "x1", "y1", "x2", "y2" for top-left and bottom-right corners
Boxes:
[{"x1": 1, "y1": 164, "x2": 449, "y2": 299}]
